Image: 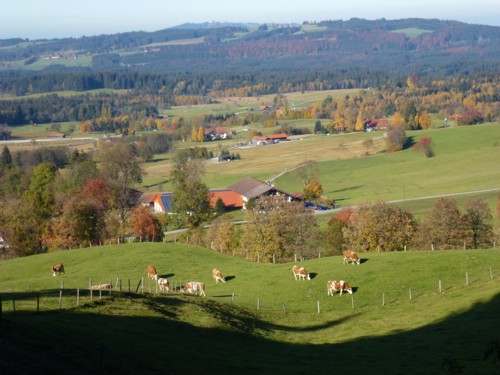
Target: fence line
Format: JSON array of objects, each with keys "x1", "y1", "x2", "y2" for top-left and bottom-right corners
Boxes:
[{"x1": 0, "y1": 266, "x2": 496, "y2": 316}]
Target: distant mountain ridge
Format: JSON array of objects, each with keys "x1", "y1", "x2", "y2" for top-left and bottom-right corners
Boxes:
[
  {"x1": 171, "y1": 21, "x2": 261, "y2": 30},
  {"x1": 0, "y1": 18, "x2": 499, "y2": 78}
]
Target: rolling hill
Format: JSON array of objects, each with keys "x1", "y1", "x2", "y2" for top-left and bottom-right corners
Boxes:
[
  {"x1": 0, "y1": 243, "x2": 499, "y2": 373},
  {"x1": 1, "y1": 18, "x2": 499, "y2": 77}
]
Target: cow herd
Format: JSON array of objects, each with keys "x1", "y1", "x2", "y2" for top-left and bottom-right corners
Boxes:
[
  {"x1": 292, "y1": 250, "x2": 360, "y2": 296},
  {"x1": 50, "y1": 250, "x2": 360, "y2": 299}
]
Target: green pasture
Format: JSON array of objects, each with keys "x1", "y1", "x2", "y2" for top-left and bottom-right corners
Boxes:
[
  {"x1": 275, "y1": 123, "x2": 500, "y2": 206},
  {"x1": 391, "y1": 28, "x2": 433, "y2": 38},
  {"x1": 0, "y1": 244, "x2": 499, "y2": 373}
]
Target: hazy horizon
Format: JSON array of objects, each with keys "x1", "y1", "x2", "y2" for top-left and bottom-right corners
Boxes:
[{"x1": 2, "y1": 0, "x2": 500, "y2": 40}]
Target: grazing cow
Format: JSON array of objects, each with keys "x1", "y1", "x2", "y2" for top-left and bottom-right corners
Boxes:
[
  {"x1": 147, "y1": 265, "x2": 158, "y2": 280},
  {"x1": 181, "y1": 281, "x2": 206, "y2": 297},
  {"x1": 91, "y1": 283, "x2": 111, "y2": 290},
  {"x1": 52, "y1": 263, "x2": 65, "y2": 277},
  {"x1": 292, "y1": 265, "x2": 311, "y2": 280},
  {"x1": 343, "y1": 250, "x2": 361, "y2": 265},
  {"x1": 212, "y1": 268, "x2": 226, "y2": 283},
  {"x1": 157, "y1": 277, "x2": 170, "y2": 293},
  {"x1": 327, "y1": 280, "x2": 353, "y2": 296}
]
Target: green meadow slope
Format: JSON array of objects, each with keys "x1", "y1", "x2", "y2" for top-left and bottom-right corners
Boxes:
[{"x1": 1, "y1": 243, "x2": 499, "y2": 374}]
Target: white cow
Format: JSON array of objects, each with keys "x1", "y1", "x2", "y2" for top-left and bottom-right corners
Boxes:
[
  {"x1": 157, "y1": 278, "x2": 170, "y2": 293},
  {"x1": 182, "y1": 281, "x2": 206, "y2": 297},
  {"x1": 292, "y1": 265, "x2": 311, "y2": 280},
  {"x1": 327, "y1": 280, "x2": 353, "y2": 296},
  {"x1": 212, "y1": 268, "x2": 226, "y2": 283},
  {"x1": 91, "y1": 283, "x2": 111, "y2": 290}
]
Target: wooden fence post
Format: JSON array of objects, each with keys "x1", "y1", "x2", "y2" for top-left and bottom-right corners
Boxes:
[
  {"x1": 257, "y1": 298, "x2": 260, "y2": 311},
  {"x1": 317, "y1": 301, "x2": 320, "y2": 314},
  {"x1": 382, "y1": 293, "x2": 385, "y2": 306},
  {"x1": 231, "y1": 293, "x2": 235, "y2": 303},
  {"x1": 273, "y1": 254, "x2": 275, "y2": 264},
  {"x1": 409, "y1": 288, "x2": 412, "y2": 301},
  {"x1": 77, "y1": 288, "x2": 80, "y2": 306},
  {"x1": 431, "y1": 243, "x2": 434, "y2": 251},
  {"x1": 90, "y1": 288, "x2": 93, "y2": 301},
  {"x1": 59, "y1": 290, "x2": 63, "y2": 309},
  {"x1": 257, "y1": 253, "x2": 260, "y2": 263},
  {"x1": 490, "y1": 267, "x2": 493, "y2": 280},
  {"x1": 61, "y1": 280, "x2": 64, "y2": 289},
  {"x1": 294, "y1": 254, "x2": 297, "y2": 262},
  {"x1": 439, "y1": 280, "x2": 442, "y2": 293}
]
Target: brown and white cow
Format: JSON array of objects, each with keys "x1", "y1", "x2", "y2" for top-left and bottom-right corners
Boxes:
[
  {"x1": 147, "y1": 265, "x2": 158, "y2": 280},
  {"x1": 343, "y1": 250, "x2": 361, "y2": 265},
  {"x1": 212, "y1": 268, "x2": 226, "y2": 283},
  {"x1": 327, "y1": 280, "x2": 353, "y2": 296},
  {"x1": 52, "y1": 263, "x2": 65, "y2": 277},
  {"x1": 181, "y1": 281, "x2": 206, "y2": 297},
  {"x1": 292, "y1": 265, "x2": 311, "y2": 280},
  {"x1": 157, "y1": 277, "x2": 170, "y2": 293}
]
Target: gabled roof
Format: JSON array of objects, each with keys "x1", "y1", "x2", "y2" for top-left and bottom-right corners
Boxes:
[{"x1": 228, "y1": 176, "x2": 274, "y2": 199}]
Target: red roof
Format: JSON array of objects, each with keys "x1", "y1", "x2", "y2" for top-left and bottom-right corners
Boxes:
[
  {"x1": 209, "y1": 190, "x2": 244, "y2": 208},
  {"x1": 267, "y1": 133, "x2": 288, "y2": 140}
]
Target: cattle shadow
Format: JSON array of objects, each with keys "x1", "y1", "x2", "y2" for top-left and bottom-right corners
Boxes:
[
  {"x1": 225, "y1": 275, "x2": 236, "y2": 282},
  {"x1": 351, "y1": 286, "x2": 359, "y2": 294},
  {"x1": 309, "y1": 272, "x2": 318, "y2": 280},
  {"x1": 159, "y1": 273, "x2": 175, "y2": 279},
  {"x1": 359, "y1": 258, "x2": 369, "y2": 264}
]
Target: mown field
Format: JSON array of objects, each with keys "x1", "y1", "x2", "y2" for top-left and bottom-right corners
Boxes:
[{"x1": 0, "y1": 243, "x2": 499, "y2": 374}]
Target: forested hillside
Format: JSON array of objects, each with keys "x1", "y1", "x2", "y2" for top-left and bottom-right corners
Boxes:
[{"x1": 1, "y1": 18, "x2": 499, "y2": 96}]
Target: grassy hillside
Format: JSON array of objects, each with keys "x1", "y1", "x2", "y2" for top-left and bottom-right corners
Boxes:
[
  {"x1": 275, "y1": 123, "x2": 500, "y2": 206},
  {"x1": 1, "y1": 243, "x2": 499, "y2": 373}
]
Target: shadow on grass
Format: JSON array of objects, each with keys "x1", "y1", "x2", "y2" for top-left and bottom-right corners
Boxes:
[
  {"x1": 0, "y1": 291, "x2": 499, "y2": 374},
  {"x1": 225, "y1": 275, "x2": 236, "y2": 282}
]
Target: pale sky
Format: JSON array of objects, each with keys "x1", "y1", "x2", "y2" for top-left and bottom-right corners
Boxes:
[{"x1": 1, "y1": 0, "x2": 499, "y2": 40}]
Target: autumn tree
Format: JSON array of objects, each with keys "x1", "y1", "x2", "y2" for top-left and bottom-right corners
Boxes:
[
  {"x1": 324, "y1": 209, "x2": 353, "y2": 255},
  {"x1": 413, "y1": 137, "x2": 435, "y2": 158},
  {"x1": 414, "y1": 198, "x2": 468, "y2": 250},
  {"x1": 50, "y1": 196, "x2": 106, "y2": 248},
  {"x1": 385, "y1": 124, "x2": 406, "y2": 152},
  {"x1": 355, "y1": 110, "x2": 365, "y2": 132},
  {"x1": 303, "y1": 178, "x2": 323, "y2": 201},
  {"x1": 0, "y1": 199, "x2": 46, "y2": 257},
  {"x1": 240, "y1": 196, "x2": 317, "y2": 262},
  {"x1": 130, "y1": 206, "x2": 161, "y2": 241},
  {"x1": 343, "y1": 201, "x2": 416, "y2": 252},
  {"x1": 99, "y1": 142, "x2": 143, "y2": 222},
  {"x1": 462, "y1": 199, "x2": 494, "y2": 249},
  {"x1": 418, "y1": 110, "x2": 432, "y2": 129},
  {"x1": 205, "y1": 214, "x2": 237, "y2": 254}
]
